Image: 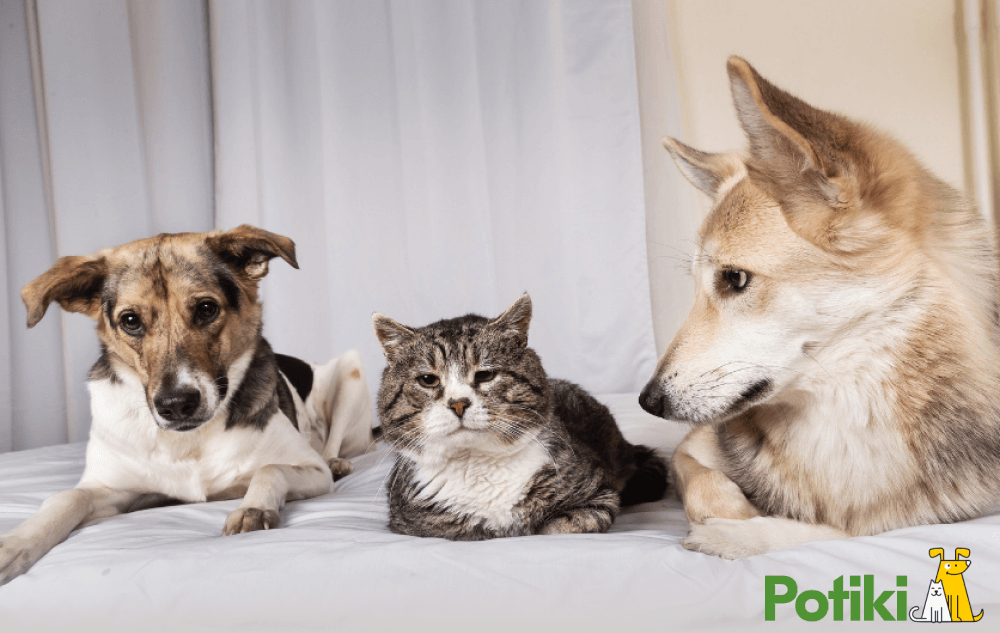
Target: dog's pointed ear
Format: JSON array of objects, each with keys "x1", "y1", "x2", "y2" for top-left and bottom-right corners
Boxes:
[
  {"x1": 727, "y1": 57, "x2": 855, "y2": 246},
  {"x1": 662, "y1": 138, "x2": 743, "y2": 198},
  {"x1": 728, "y1": 57, "x2": 829, "y2": 176},
  {"x1": 929, "y1": 548, "x2": 944, "y2": 561},
  {"x1": 372, "y1": 313, "x2": 415, "y2": 358},
  {"x1": 488, "y1": 293, "x2": 532, "y2": 346},
  {"x1": 22, "y1": 255, "x2": 108, "y2": 328},
  {"x1": 206, "y1": 225, "x2": 298, "y2": 280}
]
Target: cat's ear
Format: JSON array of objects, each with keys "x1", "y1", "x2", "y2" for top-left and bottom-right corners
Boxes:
[
  {"x1": 489, "y1": 293, "x2": 532, "y2": 345},
  {"x1": 372, "y1": 313, "x2": 415, "y2": 357}
]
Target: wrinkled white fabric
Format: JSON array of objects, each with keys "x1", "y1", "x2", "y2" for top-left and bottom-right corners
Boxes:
[{"x1": 0, "y1": 394, "x2": 997, "y2": 632}]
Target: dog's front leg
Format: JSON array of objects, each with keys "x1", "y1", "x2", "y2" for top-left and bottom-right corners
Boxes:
[
  {"x1": 0, "y1": 486, "x2": 141, "y2": 585},
  {"x1": 673, "y1": 425, "x2": 760, "y2": 523},
  {"x1": 674, "y1": 427, "x2": 848, "y2": 559},
  {"x1": 222, "y1": 464, "x2": 331, "y2": 535}
]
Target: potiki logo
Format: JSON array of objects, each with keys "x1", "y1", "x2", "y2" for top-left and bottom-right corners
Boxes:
[
  {"x1": 764, "y1": 547, "x2": 984, "y2": 623},
  {"x1": 909, "y1": 548, "x2": 984, "y2": 623}
]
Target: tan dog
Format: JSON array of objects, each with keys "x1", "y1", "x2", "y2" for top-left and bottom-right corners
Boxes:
[
  {"x1": 0, "y1": 226, "x2": 373, "y2": 585},
  {"x1": 640, "y1": 58, "x2": 1000, "y2": 558}
]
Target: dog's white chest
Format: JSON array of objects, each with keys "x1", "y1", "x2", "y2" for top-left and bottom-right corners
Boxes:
[
  {"x1": 81, "y1": 377, "x2": 318, "y2": 502},
  {"x1": 412, "y1": 443, "x2": 549, "y2": 529}
]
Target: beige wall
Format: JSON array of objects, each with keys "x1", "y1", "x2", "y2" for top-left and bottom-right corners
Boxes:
[
  {"x1": 635, "y1": 0, "x2": 970, "y2": 354},
  {"x1": 666, "y1": 0, "x2": 967, "y2": 191}
]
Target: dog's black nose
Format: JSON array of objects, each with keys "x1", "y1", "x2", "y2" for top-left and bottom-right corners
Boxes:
[
  {"x1": 155, "y1": 388, "x2": 202, "y2": 422},
  {"x1": 639, "y1": 380, "x2": 672, "y2": 419}
]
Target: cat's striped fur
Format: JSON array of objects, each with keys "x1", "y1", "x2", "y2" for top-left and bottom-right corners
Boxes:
[{"x1": 372, "y1": 294, "x2": 667, "y2": 540}]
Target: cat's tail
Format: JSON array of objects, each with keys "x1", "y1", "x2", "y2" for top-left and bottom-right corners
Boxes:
[
  {"x1": 908, "y1": 606, "x2": 929, "y2": 622},
  {"x1": 619, "y1": 444, "x2": 669, "y2": 506}
]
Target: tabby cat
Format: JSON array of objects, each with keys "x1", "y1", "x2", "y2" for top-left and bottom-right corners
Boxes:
[{"x1": 372, "y1": 294, "x2": 668, "y2": 540}]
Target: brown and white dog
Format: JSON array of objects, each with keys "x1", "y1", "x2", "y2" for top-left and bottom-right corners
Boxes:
[
  {"x1": 0, "y1": 225, "x2": 373, "y2": 585},
  {"x1": 640, "y1": 58, "x2": 1000, "y2": 558}
]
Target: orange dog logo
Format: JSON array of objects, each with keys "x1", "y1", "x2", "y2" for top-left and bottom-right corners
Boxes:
[{"x1": 909, "y1": 548, "x2": 984, "y2": 623}]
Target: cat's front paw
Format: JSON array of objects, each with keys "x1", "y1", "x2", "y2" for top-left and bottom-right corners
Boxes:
[
  {"x1": 538, "y1": 516, "x2": 582, "y2": 535},
  {"x1": 222, "y1": 507, "x2": 280, "y2": 535},
  {"x1": 328, "y1": 457, "x2": 353, "y2": 481},
  {"x1": 0, "y1": 534, "x2": 44, "y2": 586}
]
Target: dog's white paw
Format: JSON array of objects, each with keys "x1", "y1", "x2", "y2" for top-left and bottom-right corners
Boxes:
[
  {"x1": 682, "y1": 516, "x2": 849, "y2": 559},
  {"x1": 327, "y1": 457, "x2": 353, "y2": 481},
  {"x1": 0, "y1": 533, "x2": 44, "y2": 586},
  {"x1": 682, "y1": 518, "x2": 770, "y2": 559},
  {"x1": 222, "y1": 507, "x2": 280, "y2": 536}
]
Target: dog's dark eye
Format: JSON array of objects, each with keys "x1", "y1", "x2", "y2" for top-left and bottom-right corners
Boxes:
[
  {"x1": 474, "y1": 370, "x2": 496, "y2": 384},
  {"x1": 195, "y1": 300, "x2": 220, "y2": 324},
  {"x1": 721, "y1": 269, "x2": 751, "y2": 293},
  {"x1": 417, "y1": 374, "x2": 440, "y2": 388},
  {"x1": 120, "y1": 312, "x2": 143, "y2": 334}
]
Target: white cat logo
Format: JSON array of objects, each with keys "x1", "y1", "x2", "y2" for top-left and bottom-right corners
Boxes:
[{"x1": 910, "y1": 581, "x2": 951, "y2": 623}]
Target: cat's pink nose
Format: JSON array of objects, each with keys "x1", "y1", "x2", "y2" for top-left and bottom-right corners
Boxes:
[{"x1": 448, "y1": 398, "x2": 471, "y2": 417}]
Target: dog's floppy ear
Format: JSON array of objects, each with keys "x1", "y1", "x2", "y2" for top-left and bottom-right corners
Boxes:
[
  {"x1": 488, "y1": 293, "x2": 532, "y2": 346},
  {"x1": 662, "y1": 138, "x2": 743, "y2": 198},
  {"x1": 929, "y1": 548, "x2": 944, "y2": 561},
  {"x1": 206, "y1": 224, "x2": 298, "y2": 280},
  {"x1": 727, "y1": 57, "x2": 855, "y2": 247},
  {"x1": 22, "y1": 255, "x2": 108, "y2": 328},
  {"x1": 372, "y1": 313, "x2": 415, "y2": 358},
  {"x1": 955, "y1": 548, "x2": 970, "y2": 560}
]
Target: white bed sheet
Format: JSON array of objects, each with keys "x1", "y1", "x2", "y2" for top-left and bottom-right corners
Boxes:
[{"x1": 0, "y1": 394, "x2": 997, "y2": 633}]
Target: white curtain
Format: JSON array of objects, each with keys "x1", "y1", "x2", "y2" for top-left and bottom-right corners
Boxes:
[
  {"x1": 1, "y1": 0, "x2": 673, "y2": 452},
  {"x1": 0, "y1": 0, "x2": 213, "y2": 451}
]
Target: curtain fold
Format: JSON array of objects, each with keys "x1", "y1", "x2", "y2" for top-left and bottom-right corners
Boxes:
[
  {"x1": 210, "y1": 0, "x2": 657, "y2": 400},
  {"x1": 2, "y1": 0, "x2": 670, "y2": 452},
  {"x1": 1, "y1": 0, "x2": 64, "y2": 452},
  {"x1": 0, "y1": 0, "x2": 214, "y2": 451}
]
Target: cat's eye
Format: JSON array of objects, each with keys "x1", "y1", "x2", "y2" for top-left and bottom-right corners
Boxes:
[
  {"x1": 194, "y1": 300, "x2": 219, "y2": 324},
  {"x1": 720, "y1": 268, "x2": 751, "y2": 293},
  {"x1": 417, "y1": 374, "x2": 440, "y2": 388},
  {"x1": 119, "y1": 312, "x2": 143, "y2": 335},
  {"x1": 474, "y1": 370, "x2": 496, "y2": 384}
]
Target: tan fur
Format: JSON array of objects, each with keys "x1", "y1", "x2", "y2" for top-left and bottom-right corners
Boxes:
[
  {"x1": 643, "y1": 58, "x2": 1000, "y2": 558},
  {"x1": 672, "y1": 427, "x2": 759, "y2": 523}
]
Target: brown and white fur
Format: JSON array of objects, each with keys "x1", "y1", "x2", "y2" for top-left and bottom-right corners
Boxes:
[
  {"x1": 0, "y1": 225, "x2": 373, "y2": 585},
  {"x1": 640, "y1": 57, "x2": 1000, "y2": 558}
]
